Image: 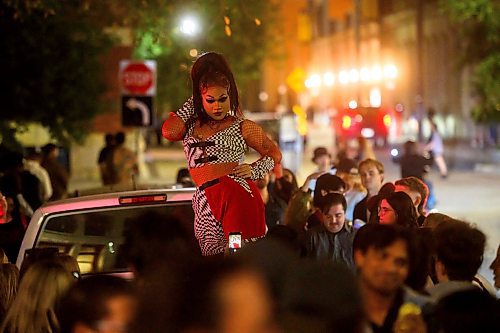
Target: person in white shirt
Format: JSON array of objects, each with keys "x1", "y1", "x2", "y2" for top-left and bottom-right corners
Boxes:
[{"x1": 24, "y1": 150, "x2": 52, "y2": 203}]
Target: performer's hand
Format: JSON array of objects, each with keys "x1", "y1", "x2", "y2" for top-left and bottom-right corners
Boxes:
[{"x1": 232, "y1": 164, "x2": 252, "y2": 178}]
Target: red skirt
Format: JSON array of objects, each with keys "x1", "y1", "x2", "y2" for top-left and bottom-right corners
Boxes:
[{"x1": 193, "y1": 175, "x2": 266, "y2": 255}]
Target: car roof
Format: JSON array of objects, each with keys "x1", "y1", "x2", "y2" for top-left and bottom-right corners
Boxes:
[
  {"x1": 37, "y1": 187, "x2": 196, "y2": 215},
  {"x1": 17, "y1": 187, "x2": 196, "y2": 268}
]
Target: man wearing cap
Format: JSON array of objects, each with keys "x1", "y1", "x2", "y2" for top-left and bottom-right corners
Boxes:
[{"x1": 300, "y1": 147, "x2": 336, "y2": 193}]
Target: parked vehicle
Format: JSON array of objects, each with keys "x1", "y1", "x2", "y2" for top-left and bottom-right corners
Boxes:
[
  {"x1": 333, "y1": 106, "x2": 395, "y2": 146},
  {"x1": 16, "y1": 188, "x2": 196, "y2": 275}
]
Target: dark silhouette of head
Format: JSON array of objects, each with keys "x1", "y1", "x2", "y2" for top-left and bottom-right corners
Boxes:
[
  {"x1": 115, "y1": 132, "x2": 126, "y2": 145},
  {"x1": 434, "y1": 220, "x2": 485, "y2": 281},
  {"x1": 313, "y1": 174, "x2": 346, "y2": 207}
]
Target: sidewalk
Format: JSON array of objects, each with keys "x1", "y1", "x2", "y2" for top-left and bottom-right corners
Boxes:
[{"x1": 444, "y1": 141, "x2": 500, "y2": 174}]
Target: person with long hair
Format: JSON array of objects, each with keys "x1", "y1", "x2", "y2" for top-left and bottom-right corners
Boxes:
[
  {"x1": 0, "y1": 263, "x2": 19, "y2": 324},
  {"x1": 162, "y1": 52, "x2": 281, "y2": 256},
  {"x1": 377, "y1": 191, "x2": 418, "y2": 228},
  {"x1": 0, "y1": 260, "x2": 74, "y2": 333}
]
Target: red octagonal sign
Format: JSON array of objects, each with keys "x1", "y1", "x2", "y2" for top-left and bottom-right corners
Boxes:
[{"x1": 120, "y1": 61, "x2": 156, "y2": 95}]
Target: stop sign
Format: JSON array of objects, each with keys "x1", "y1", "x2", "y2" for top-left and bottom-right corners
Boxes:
[{"x1": 120, "y1": 61, "x2": 156, "y2": 95}]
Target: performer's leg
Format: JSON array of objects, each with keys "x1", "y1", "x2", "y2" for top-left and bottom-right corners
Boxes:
[{"x1": 192, "y1": 189, "x2": 225, "y2": 256}]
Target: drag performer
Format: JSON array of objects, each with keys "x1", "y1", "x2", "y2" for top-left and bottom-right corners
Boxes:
[{"x1": 162, "y1": 52, "x2": 282, "y2": 256}]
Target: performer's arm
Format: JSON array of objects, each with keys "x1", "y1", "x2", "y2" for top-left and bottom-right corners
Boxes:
[
  {"x1": 241, "y1": 120, "x2": 282, "y2": 180},
  {"x1": 162, "y1": 97, "x2": 195, "y2": 141}
]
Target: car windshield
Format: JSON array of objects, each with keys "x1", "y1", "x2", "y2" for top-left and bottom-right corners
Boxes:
[{"x1": 35, "y1": 203, "x2": 195, "y2": 274}]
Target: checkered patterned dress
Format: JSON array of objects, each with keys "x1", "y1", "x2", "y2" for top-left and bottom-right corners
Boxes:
[{"x1": 163, "y1": 98, "x2": 281, "y2": 255}]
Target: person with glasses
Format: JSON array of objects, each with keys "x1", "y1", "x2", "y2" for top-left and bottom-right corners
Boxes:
[{"x1": 377, "y1": 191, "x2": 418, "y2": 228}]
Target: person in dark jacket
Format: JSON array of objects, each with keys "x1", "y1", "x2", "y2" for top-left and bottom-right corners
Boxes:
[
  {"x1": 396, "y1": 140, "x2": 433, "y2": 180},
  {"x1": 304, "y1": 193, "x2": 355, "y2": 268},
  {"x1": 306, "y1": 173, "x2": 346, "y2": 230}
]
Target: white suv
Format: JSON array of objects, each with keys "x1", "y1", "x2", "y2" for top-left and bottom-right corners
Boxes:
[{"x1": 16, "y1": 188, "x2": 196, "y2": 274}]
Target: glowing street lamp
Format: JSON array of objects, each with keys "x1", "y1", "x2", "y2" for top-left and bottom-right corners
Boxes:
[
  {"x1": 305, "y1": 74, "x2": 321, "y2": 88},
  {"x1": 383, "y1": 64, "x2": 398, "y2": 79},
  {"x1": 323, "y1": 72, "x2": 335, "y2": 86},
  {"x1": 179, "y1": 16, "x2": 200, "y2": 36},
  {"x1": 338, "y1": 70, "x2": 349, "y2": 85}
]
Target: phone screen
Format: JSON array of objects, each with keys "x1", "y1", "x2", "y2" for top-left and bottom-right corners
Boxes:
[{"x1": 228, "y1": 232, "x2": 242, "y2": 254}]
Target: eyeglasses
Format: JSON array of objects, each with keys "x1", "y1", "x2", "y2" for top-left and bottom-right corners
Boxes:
[{"x1": 378, "y1": 207, "x2": 395, "y2": 215}]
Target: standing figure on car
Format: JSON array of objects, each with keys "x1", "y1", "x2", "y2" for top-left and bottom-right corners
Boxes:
[{"x1": 162, "y1": 52, "x2": 282, "y2": 256}]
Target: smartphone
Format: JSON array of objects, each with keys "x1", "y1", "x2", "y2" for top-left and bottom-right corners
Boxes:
[
  {"x1": 228, "y1": 232, "x2": 242, "y2": 254},
  {"x1": 353, "y1": 219, "x2": 366, "y2": 230}
]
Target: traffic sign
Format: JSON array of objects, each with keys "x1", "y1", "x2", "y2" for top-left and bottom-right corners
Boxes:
[
  {"x1": 121, "y1": 96, "x2": 154, "y2": 127},
  {"x1": 119, "y1": 60, "x2": 156, "y2": 96}
]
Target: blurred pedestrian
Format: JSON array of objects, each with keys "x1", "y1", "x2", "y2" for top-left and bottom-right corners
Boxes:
[
  {"x1": 353, "y1": 224, "x2": 430, "y2": 333},
  {"x1": 109, "y1": 132, "x2": 138, "y2": 185},
  {"x1": 24, "y1": 149, "x2": 52, "y2": 203},
  {"x1": 490, "y1": 244, "x2": 500, "y2": 289},
  {"x1": 256, "y1": 170, "x2": 287, "y2": 229},
  {"x1": 0, "y1": 192, "x2": 26, "y2": 263},
  {"x1": 425, "y1": 121, "x2": 448, "y2": 178},
  {"x1": 175, "y1": 167, "x2": 195, "y2": 187},
  {"x1": 134, "y1": 257, "x2": 278, "y2": 333},
  {"x1": 434, "y1": 288, "x2": 500, "y2": 333},
  {"x1": 122, "y1": 210, "x2": 198, "y2": 286},
  {"x1": 394, "y1": 177, "x2": 429, "y2": 226},
  {"x1": 97, "y1": 133, "x2": 115, "y2": 186},
  {"x1": 58, "y1": 275, "x2": 136, "y2": 333},
  {"x1": 301, "y1": 147, "x2": 335, "y2": 193},
  {"x1": 284, "y1": 190, "x2": 313, "y2": 235},
  {"x1": 0, "y1": 260, "x2": 75, "y2": 333},
  {"x1": 41, "y1": 143, "x2": 69, "y2": 200},
  {"x1": 336, "y1": 163, "x2": 366, "y2": 222},
  {"x1": 272, "y1": 168, "x2": 299, "y2": 204},
  {"x1": 280, "y1": 260, "x2": 364, "y2": 333},
  {"x1": 396, "y1": 140, "x2": 433, "y2": 180},
  {"x1": 162, "y1": 52, "x2": 281, "y2": 256},
  {"x1": 0, "y1": 151, "x2": 40, "y2": 216},
  {"x1": 428, "y1": 219, "x2": 488, "y2": 299},
  {"x1": 0, "y1": 263, "x2": 19, "y2": 324}
]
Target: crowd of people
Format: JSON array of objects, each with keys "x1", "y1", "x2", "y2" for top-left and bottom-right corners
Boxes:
[
  {"x1": 0, "y1": 51, "x2": 498, "y2": 332},
  {"x1": 0, "y1": 144, "x2": 69, "y2": 263},
  {"x1": 0, "y1": 183, "x2": 498, "y2": 333}
]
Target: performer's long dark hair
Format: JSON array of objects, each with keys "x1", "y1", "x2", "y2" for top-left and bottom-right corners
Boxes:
[{"x1": 191, "y1": 52, "x2": 241, "y2": 124}]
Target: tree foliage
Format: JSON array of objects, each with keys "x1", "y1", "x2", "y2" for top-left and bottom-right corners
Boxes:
[
  {"x1": 0, "y1": 1, "x2": 114, "y2": 149},
  {"x1": 0, "y1": 0, "x2": 281, "y2": 149},
  {"x1": 441, "y1": 0, "x2": 500, "y2": 122},
  {"x1": 127, "y1": 0, "x2": 281, "y2": 111}
]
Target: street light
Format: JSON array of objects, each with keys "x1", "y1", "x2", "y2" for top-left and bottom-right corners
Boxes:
[{"x1": 179, "y1": 16, "x2": 200, "y2": 36}]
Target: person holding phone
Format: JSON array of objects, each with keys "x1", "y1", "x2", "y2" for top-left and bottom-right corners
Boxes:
[{"x1": 163, "y1": 52, "x2": 282, "y2": 256}]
